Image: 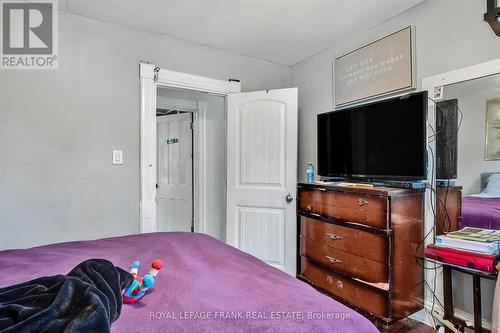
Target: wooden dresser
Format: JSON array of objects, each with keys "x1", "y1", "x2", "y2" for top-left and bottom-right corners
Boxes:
[
  {"x1": 297, "y1": 183, "x2": 425, "y2": 329},
  {"x1": 436, "y1": 186, "x2": 462, "y2": 235}
]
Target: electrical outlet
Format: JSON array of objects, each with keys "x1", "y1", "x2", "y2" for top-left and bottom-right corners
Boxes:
[{"x1": 433, "y1": 86, "x2": 444, "y2": 100}]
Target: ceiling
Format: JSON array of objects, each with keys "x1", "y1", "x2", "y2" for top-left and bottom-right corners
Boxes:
[{"x1": 59, "y1": 0, "x2": 424, "y2": 66}]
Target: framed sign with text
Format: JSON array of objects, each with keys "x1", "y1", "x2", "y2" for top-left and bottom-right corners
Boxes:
[{"x1": 333, "y1": 26, "x2": 415, "y2": 108}]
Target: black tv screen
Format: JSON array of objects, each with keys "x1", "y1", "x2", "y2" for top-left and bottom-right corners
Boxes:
[{"x1": 317, "y1": 92, "x2": 427, "y2": 180}]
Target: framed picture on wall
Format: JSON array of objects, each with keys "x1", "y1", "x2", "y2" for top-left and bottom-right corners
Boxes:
[
  {"x1": 485, "y1": 98, "x2": 500, "y2": 160},
  {"x1": 333, "y1": 26, "x2": 415, "y2": 108}
]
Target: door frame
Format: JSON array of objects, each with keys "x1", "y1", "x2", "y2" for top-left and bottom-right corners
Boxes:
[{"x1": 139, "y1": 62, "x2": 241, "y2": 233}]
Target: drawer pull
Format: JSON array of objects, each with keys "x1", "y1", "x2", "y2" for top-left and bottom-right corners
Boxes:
[
  {"x1": 305, "y1": 205, "x2": 312, "y2": 211},
  {"x1": 358, "y1": 198, "x2": 369, "y2": 206},
  {"x1": 326, "y1": 232, "x2": 342, "y2": 241},
  {"x1": 336, "y1": 280, "x2": 343, "y2": 289},
  {"x1": 325, "y1": 255, "x2": 342, "y2": 264}
]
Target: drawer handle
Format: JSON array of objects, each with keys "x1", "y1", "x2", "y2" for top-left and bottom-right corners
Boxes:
[
  {"x1": 326, "y1": 232, "x2": 342, "y2": 241},
  {"x1": 358, "y1": 198, "x2": 369, "y2": 206},
  {"x1": 305, "y1": 205, "x2": 312, "y2": 211},
  {"x1": 325, "y1": 255, "x2": 342, "y2": 264},
  {"x1": 336, "y1": 280, "x2": 343, "y2": 289}
]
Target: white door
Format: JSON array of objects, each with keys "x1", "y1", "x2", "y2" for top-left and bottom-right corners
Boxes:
[
  {"x1": 156, "y1": 113, "x2": 193, "y2": 232},
  {"x1": 226, "y1": 88, "x2": 298, "y2": 275}
]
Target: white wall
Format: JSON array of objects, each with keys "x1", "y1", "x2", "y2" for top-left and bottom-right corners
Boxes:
[
  {"x1": 0, "y1": 10, "x2": 290, "y2": 250},
  {"x1": 202, "y1": 96, "x2": 227, "y2": 241},
  {"x1": 291, "y1": 0, "x2": 500, "y2": 181}
]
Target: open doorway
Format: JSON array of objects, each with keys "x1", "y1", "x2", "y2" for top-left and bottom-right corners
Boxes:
[
  {"x1": 155, "y1": 87, "x2": 226, "y2": 240},
  {"x1": 141, "y1": 65, "x2": 297, "y2": 275}
]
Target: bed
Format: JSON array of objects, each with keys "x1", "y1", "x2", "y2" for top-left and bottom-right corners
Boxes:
[
  {"x1": 0, "y1": 232, "x2": 378, "y2": 332},
  {"x1": 460, "y1": 173, "x2": 500, "y2": 229}
]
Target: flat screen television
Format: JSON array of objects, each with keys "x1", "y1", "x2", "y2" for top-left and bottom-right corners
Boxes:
[{"x1": 317, "y1": 91, "x2": 427, "y2": 180}]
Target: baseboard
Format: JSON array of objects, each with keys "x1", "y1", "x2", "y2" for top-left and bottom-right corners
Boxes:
[{"x1": 423, "y1": 299, "x2": 492, "y2": 331}]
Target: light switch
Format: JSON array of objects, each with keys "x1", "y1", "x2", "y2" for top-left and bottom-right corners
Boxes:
[{"x1": 113, "y1": 150, "x2": 123, "y2": 165}]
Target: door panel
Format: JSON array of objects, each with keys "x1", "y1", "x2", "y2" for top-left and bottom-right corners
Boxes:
[
  {"x1": 238, "y1": 206, "x2": 285, "y2": 266},
  {"x1": 239, "y1": 101, "x2": 285, "y2": 186},
  {"x1": 156, "y1": 113, "x2": 193, "y2": 232},
  {"x1": 227, "y1": 88, "x2": 298, "y2": 275}
]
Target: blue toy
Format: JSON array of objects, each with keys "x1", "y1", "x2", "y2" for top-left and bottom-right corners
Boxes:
[{"x1": 122, "y1": 259, "x2": 163, "y2": 303}]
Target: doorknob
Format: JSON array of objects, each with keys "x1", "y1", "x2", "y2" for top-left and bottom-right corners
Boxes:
[{"x1": 286, "y1": 193, "x2": 293, "y2": 203}]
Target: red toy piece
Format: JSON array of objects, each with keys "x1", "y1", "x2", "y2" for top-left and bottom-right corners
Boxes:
[{"x1": 123, "y1": 259, "x2": 164, "y2": 304}]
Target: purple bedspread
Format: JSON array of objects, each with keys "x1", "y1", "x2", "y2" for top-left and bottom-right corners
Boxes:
[
  {"x1": 461, "y1": 197, "x2": 500, "y2": 229},
  {"x1": 0, "y1": 232, "x2": 377, "y2": 333}
]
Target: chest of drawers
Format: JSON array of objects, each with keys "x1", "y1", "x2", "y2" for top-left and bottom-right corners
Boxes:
[{"x1": 297, "y1": 183, "x2": 425, "y2": 328}]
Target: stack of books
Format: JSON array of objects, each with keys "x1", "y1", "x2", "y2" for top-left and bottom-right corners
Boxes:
[{"x1": 425, "y1": 227, "x2": 500, "y2": 274}]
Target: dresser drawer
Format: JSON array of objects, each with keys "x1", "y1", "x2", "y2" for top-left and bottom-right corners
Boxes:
[
  {"x1": 301, "y1": 259, "x2": 388, "y2": 318},
  {"x1": 300, "y1": 237, "x2": 388, "y2": 283},
  {"x1": 301, "y1": 217, "x2": 387, "y2": 263},
  {"x1": 298, "y1": 188, "x2": 388, "y2": 229}
]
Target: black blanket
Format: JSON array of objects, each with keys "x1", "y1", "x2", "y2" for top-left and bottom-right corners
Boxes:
[{"x1": 0, "y1": 259, "x2": 133, "y2": 333}]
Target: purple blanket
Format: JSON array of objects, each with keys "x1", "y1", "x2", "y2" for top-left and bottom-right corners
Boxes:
[
  {"x1": 0, "y1": 232, "x2": 377, "y2": 332},
  {"x1": 461, "y1": 197, "x2": 500, "y2": 229}
]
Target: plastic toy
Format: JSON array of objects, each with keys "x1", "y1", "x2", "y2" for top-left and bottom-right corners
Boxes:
[{"x1": 123, "y1": 259, "x2": 164, "y2": 304}]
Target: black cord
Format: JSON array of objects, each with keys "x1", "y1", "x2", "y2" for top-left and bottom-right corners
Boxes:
[
  {"x1": 427, "y1": 186, "x2": 452, "y2": 233},
  {"x1": 430, "y1": 261, "x2": 438, "y2": 330},
  {"x1": 428, "y1": 98, "x2": 448, "y2": 140},
  {"x1": 428, "y1": 97, "x2": 464, "y2": 141},
  {"x1": 414, "y1": 146, "x2": 446, "y2": 270},
  {"x1": 424, "y1": 279, "x2": 445, "y2": 310},
  {"x1": 423, "y1": 96, "x2": 464, "y2": 330}
]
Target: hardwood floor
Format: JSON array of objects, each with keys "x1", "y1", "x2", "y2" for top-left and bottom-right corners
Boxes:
[{"x1": 381, "y1": 318, "x2": 436, "y2": 333}]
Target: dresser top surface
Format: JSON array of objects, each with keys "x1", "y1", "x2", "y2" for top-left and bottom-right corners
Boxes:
[{"x1": 298, "y1": 182, "x2": 425, "y2": 196}]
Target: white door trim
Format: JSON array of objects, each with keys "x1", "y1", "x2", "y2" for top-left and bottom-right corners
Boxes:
[
  {"x1": 422, "y1": 58, "x2": 500, "y2": 90},
  {"x1": 139, "y1": 63, "x2": 241, "y2": 233}
]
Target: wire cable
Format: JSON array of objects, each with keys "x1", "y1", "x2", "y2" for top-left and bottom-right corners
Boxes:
[{"x1": 423, "y1": 95, "x2": 465, "y2": 330}]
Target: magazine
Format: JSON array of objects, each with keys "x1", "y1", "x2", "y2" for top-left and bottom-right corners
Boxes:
[{"x1": 445, "y1": 227, "x2": 500, "y2": 243}]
